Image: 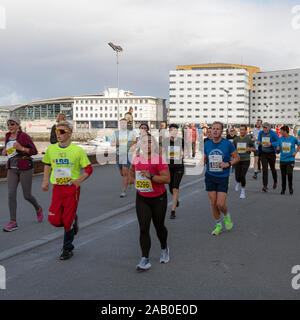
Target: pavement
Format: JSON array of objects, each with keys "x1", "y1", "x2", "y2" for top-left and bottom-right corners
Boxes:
[{"x1": 0, "y1": 156, "x2": 300, "y2": 299}]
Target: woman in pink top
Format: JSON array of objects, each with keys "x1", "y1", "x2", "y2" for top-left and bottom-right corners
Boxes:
[{"x1": 130, "y1": 134, "x2": 170, "y2": 271}]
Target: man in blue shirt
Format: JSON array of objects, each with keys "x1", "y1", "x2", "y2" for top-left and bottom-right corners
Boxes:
[
  {"x1": 276, "y1": 125, "x2": 300, "y2": 195},
  {"x1": 257, "y1": 122, "x2": 279, "y2": 192},
  {"x1": 204, "y1": 121, "x2": 240, "y2": 236}
]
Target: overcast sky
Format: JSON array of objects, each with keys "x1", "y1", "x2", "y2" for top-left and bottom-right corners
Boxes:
[{"x1": 0, "y1": 0, "x2": 300, "y2": 106}]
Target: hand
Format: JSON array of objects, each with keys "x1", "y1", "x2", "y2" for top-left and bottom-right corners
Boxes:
[
  {"x1": 265, "y1": 143, "x2": 271, "y2": 147},
  {"x1": 246, "y1": 147, "x2": 251, "y2": 152},
  {"x1": 72, "y1": 179, "x2": 81, "y2": 188},
  {"x1": 141, "y1": 170, "x2": 151, "y2": 179},
  {"x1": 41, "y1": 181, "x2": 49, "y2": 191},
  {"x1": 292, "y1": 152, "x2": 296, "y2": 157},
  {"x1": 1, "y1": 148, "x2": 6, "y2": 156},
  {"x1": 13, "y1": 142, "x2": 23, "y2": 151},
  {"x1": 219, "y1": 162, "x2": 230, "y2": 169}
]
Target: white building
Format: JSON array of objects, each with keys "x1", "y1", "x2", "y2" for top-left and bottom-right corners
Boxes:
[
  {"x1": 251, "y1": 69, "x2": 300, "y2": 126},
  {"x1": 73, "y1": 88, "x2": 167, "y2": 130},
  {"x1": 169, "y1": 64, "x2": 260, "y2": 127}
]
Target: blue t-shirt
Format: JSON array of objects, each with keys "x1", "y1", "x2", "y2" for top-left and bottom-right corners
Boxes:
[
  {"x1": 278, "y1": 136, "x2": 299, "y2": 162},
  {"x1": 297, "y1": 129, "x2": 300, "y2": 138},
  {"x1": 204, "y1": 138, "x2": 236, "y2": 177}
]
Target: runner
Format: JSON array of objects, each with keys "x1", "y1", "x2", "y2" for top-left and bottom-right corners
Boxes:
[
  {"x1": 130, "y1": 123, "x2": 150, "y2": 156},
  {"x1": 226, "y1": 127, "x2": 237, "y2": 144},
  {"x1": 41, "y1": 121, "x2": 93, "y2": 260},
  {"x1": 124, "y1": 107, "x2": 134, "y2": 131},
  {"x1": 129, "y1": 133, "x2": 170, "y2": 270},
  {"x1": 2, "y1": 116, "x2": 43, "y2": 232},
  {"x1": 276, "y1": 125, "x2": 300, "y2": 195},
  {"x1": 252, "y1": 119, "x2": 263, "y2": 179},
  {"x1": 204, "y1": 122, "x2": 240, "y2": 236},
  {"x1": 162, "y1": 124, "x2": 184, "y2": 219},
  {"x1": 257, "y1": 122, "x2": 279, "y2": 192},
  {"x1": 204, "y1": 127, "x2": 212, "y2": 143},
  {"x1": 50, "y1": 113, "x2": 66, "y2": 144},
  {"x1": 233, "y1": 125, "x2": 255, "y2": 199},
  {"x1": 111, "y1": 118, "x2": 136, "y2": 197}
]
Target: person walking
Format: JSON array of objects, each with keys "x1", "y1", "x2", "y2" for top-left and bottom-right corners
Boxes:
[
  {"x1": 124, "y1": 107, "x2": 134, "y2": 131},
  {"x1": 111, "y1": 118, "x2": 136, "y2": 197},
  {"x1": 129, "y1": 133, "x2": 170, "y2": 270},
  {"x1": 233, "y1": 125, "x2": 255, "y2": 199},
  {"x1": 41, "y1": 121, "x2": 93, "y2": 260},
  {"x1": 257, "y1": 122, "x2": 279, "y2": 192},
  {"x1": 276, "y1": 125, "x2": 300, "y2": 195},
  {"x1": 2, "y1": 116, "x2": 43, "y2": 232},
  {"x1": 162, "y1": 124, "x2": 184, "y2": 219},
  {"x1": 50, "y1": 113, "x2": 66, "y2": 144},
  {"x1": 204, "y1": 122, "x2": 240, "y2": 236}
]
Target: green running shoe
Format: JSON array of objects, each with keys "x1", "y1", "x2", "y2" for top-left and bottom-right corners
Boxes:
[
  {"x1": 224, "y1": 215, "x2": 233, "y2": 231},
  {"x1": 211, "y1": 224, "x2": 223, "y2": 236}
]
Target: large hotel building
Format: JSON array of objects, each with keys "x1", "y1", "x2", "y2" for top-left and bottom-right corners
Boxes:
[{"x1": 169, "y1": 63, "x2": 300, "y2": 127}]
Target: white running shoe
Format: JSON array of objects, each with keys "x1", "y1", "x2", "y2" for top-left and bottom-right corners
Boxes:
[
  {"x1": 240, "y1": 190, "x2": 246, "y2": 199},
  {"x1": 235, "y1": 183, "x2": 241, "y2": 192},
  {"x1": 120, "y1": 191, "x2": 127, "y2": 198},
  {"x1": 136, "y1": 257, "x2": 151, "y2": 270},
  {"x1": 160, "y1": 248, "x2": 170, "y2": 264}
]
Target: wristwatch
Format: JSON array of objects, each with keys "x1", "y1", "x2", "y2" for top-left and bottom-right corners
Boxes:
[{"x1": 150, "y1": 174, "x2": 155, "y2": 181}]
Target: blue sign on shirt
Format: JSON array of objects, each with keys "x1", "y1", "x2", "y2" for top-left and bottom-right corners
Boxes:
[
  {"x1": 279, "y1": 136, "x2": 299, "y2": 162},
  {"x1": 204, "y1": 138, "x2": 236, "y2": 177}
]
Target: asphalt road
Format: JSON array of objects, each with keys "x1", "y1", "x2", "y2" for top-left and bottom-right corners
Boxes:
[{"x1": 0, "y1": 158, "x2": 300, "y2": 299}]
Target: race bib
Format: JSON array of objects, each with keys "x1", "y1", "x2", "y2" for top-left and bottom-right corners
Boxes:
[
  {"x1": 54, "y1": 168, "x2": 72, "y2": 185},
  {"x1": 237, "y1": 142, "x2": 247, "y2": 154},
  {"x1": 262, "y1": 137, "x2": 270, "y2": 147},
  {"x1": 6, "y1": 141, "x2": 17, "y2": 159},
  {"x1": 168, "y1": 146, "x2": 181, "y2": 160},
  {"x1": 135, "y1": 171, "x2": 153, "y2": 192},
  {"x1": 282, "y1": 142, "x2": 291, "y2": 153},
  {"x1": 209, "y1": 155, "x2": 223, "y2": 172}
]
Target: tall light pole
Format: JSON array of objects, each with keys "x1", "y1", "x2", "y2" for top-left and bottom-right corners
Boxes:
[
  {"x1": 223, "y1": 89, "x2": 229, "y2": 130},
  {"x1": 108, "y1": 42, "x2": 123, "y2": 130}
]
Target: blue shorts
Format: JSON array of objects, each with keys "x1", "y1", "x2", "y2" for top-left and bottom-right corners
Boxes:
[
  {"x1": 205, "y1": 173, "x2": 229, "y2": 193},
  {"x1": 116, "y1": 154, "x2": 131, "y2": 170}
]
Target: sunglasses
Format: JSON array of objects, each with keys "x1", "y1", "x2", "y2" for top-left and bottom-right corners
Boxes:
[
  {"x1": 55, "y1": 129, "x2": 71, "y2": 135},
  {"x1": 7, "y1": 122, "x2": 17, "y2": 127}
]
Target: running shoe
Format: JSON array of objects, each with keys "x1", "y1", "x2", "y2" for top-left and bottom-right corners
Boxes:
[
  {"x1": 235, "y1": 183, "x2": 241, "y2": 192},
  {"x1": 36, "y1": 207, "x2": 43, "y2": 222},
  {"x1": 240, "y1": 191, "x2": 246, "y2": 199},
  {"x1": 136, "y1": 257, "x2": 151, "y2": 271},
  {"x1": 253, "y1": 173, "x2": 257, "y2": 179},
  {"x1": 224, "y1": 216, "x2": 233, "y2": 231},
  {"x1": 60, "y1": 249, "x2": 73, "y2": 260},
  {"x1": 262, "y1": 186, "x2": 268, "y2": 193},
  {"x1": 120, "y1": 191, "x2": 127, "y2": 198},
  {"x1": 280, "y1": 190, "x2": 285, "y2": 195},
  {"x1": 160, "y1": 248, "x2": 170, "y2": 264},
  {"x1": 211, "y1": 224, "x2": 223, "y2": 236},
  {"x1": 3, "y1": 221, "x2": 18, "y2": 232},
  {"x1": 170, "y1": 211, "x2": 176, "y2": 219},
  {"x1": 290, "y1": 189, "x2": 294, "y2": 195}
]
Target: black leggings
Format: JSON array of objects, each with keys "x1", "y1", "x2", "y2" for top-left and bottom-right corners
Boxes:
[
  {"x1": 261, "y1": 152, "x2": 277, "y2": 187},
  {"x1": 136, "y1": 192, "x2": 168, "y2": 258},
  {"x1": 169, "y1": 167, "x2": 184, "y2": 193},
  {"x1": 280, "y1": 161, "x2": 294, "y2": 191},
  {"x1": 235, "y1": 160, "x2": 250, "y2": 187}
]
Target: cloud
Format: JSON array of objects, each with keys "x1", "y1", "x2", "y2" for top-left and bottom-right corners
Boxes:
[{"x1": 0, "y1": 0, "x2": 299, "y2": 105}]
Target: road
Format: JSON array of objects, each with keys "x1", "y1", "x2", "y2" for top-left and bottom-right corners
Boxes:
[{"x1": 0, "y1": 158, "x2": 300, "y2": 299}]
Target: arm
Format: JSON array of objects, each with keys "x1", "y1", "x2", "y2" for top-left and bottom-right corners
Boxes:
[
  {"x1": 129, "y1": 166, "x2": 136, "y2": 185},
  {"x1": 72, "y1": 164, "x2": 93, "y2": 188},
  {"x1": 1, "y1": 147, "x2": 6, "y2": 156},
  {"x1": 142, "y1": 168, "x2": 170, "y2": 184},
  {"x1": 41, "y1": 164, "x2": 51, "y2": 191}
]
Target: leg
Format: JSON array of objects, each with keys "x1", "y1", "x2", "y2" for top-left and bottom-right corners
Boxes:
[
  {"x1": 121, "y1": 166, "x2": 129, "y2": 192},
  {"x1": 7, "y1": 169, "x2": 19, "y2": 222},
  {"x1": 261, "y1": 154, "x2": 269, "y2": 187},
  {"x1": 235, "y1": 162, "x2": 242, "y2": 184},
  {"x1": 208, "y1": 191, "x2": 220, "y2": 221},
  {"x1": 216, "y1": 192, "x2": 228, "y2": 215},
  {"x1": 287, "y1": 162, "x2": 294, "y2": 191},
  {"x1": 240, "y1": 160, "x2": 250, "y2": 188},
  {"x1": 19, "y1": 169, "x2": 41, "y2": 212},
  {"x1": 268, "y1": 154, "x2": 277, "y2": 185},
  {"x1": 151, "y1": 193, "x2": 168, "y2": 250},
  {"x1": 136, "y1": 194, "x2": 152, "y2": 258},
  {"x1": 280, "y1": 162, "x2": 287, "y2": 192}
]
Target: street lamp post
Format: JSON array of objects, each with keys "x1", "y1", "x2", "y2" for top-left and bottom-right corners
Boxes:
[
  {"x1": 108, "y1": 42, "x2": 123, "y2": 130},
  {"x1": 223, "y1": 89, "x2": 229, "y2": 130}
]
